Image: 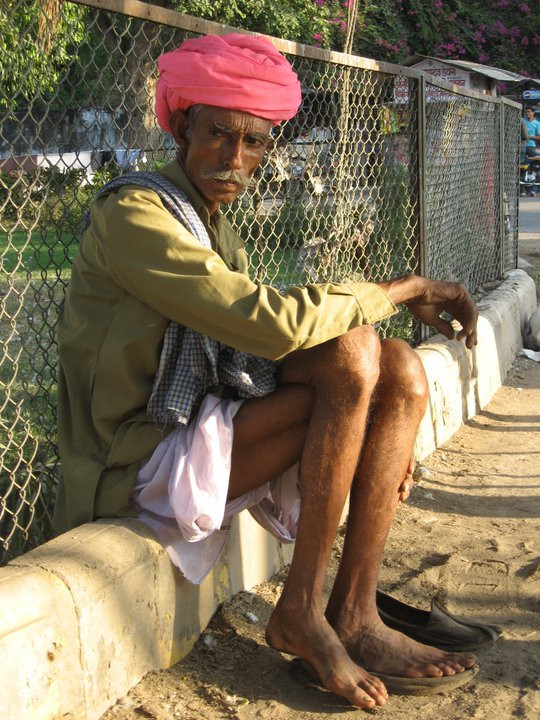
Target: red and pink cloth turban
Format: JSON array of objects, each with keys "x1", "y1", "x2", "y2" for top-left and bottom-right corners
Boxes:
[{"x1": 155, "y1": 33, "x2": 302, "y2": 134}]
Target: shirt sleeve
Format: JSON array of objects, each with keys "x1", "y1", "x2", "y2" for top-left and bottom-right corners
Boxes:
[{"x1": 89, "y1": 186, "x2": 397, "y2": 360}]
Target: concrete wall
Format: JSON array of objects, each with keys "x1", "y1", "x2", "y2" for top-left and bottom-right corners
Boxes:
[{"x1": 1, "y1": 270, "x2": 536, "y2": 720}]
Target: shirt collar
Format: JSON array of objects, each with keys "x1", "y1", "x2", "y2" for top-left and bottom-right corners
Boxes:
[{"x1": 158, "y1": 158, "x2": 221, "y2": 228}]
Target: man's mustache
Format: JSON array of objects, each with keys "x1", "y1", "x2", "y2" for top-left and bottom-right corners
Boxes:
[{"x1": 200, "y1": 169, "x2": 254, "y2": 189}]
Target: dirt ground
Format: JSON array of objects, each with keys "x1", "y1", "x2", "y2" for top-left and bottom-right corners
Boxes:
[{"x1": 102, "y1": 208, "x2": 540, "y2": 720}]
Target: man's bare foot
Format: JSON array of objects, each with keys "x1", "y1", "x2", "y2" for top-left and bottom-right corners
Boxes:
[
  {"x1": 332, "y1": 616, "x2": 476, "y2": 679},
  {"x1": 265, "y1": 601, "x2": 389, "y2": 708}
]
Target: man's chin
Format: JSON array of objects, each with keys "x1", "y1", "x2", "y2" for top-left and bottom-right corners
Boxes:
[
  {"x1": 212, "y1": 187, "x2": 243, "y2": 205},
  {"x1": 202, "y1": 190, "x2": 242, "y2": 212},
  {"x1": 196, "y1": 179, "x2": 245, "y2": 210}
]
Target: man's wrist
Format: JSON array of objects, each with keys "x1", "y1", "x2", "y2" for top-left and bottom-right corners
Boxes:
[{"x1": 378, "y1": 275, "x2": 424, "y2": 306}]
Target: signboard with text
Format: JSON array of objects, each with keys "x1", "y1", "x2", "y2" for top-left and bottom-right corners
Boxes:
[{"x1": 394, "y1": 59, "x2": 488, "y2": 104}]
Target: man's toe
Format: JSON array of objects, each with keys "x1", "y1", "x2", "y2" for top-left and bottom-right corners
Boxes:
[
  {"x1": 423, "y1": 663, "x2": 444, "y2": 677},
  {"x1": 437, "y1": 662, "x2": 457, "y2": 675}
]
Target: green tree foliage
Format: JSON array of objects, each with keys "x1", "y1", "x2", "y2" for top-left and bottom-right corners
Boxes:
[
  {"x1": 349, "y1": 0, "x2": 539, "y2": 78},
  {"x1": 1, "y1": 0, "x2": 538, "y2": 115},
  {"x1": 159, "y1": 0, "x2": 336, "y2": 46},
  {"x1": 157, "y1": 0, "x2": 540, "y2": 78},
  {"x1": 0, "y1": 0, "x2": 86, "y2": 110}
]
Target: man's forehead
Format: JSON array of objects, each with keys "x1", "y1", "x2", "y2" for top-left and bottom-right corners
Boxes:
[{"x1": 197, "y1": 106, "x2": 272, "y2": 134}]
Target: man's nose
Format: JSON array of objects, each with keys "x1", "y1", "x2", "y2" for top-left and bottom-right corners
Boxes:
[{"x1": 222, "y1": 138, "x2": 243, "y2": 169}]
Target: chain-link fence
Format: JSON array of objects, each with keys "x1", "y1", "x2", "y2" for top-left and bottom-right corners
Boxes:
[{"x1": 0, "y1": 0, "x2": 521, "y2": 563}]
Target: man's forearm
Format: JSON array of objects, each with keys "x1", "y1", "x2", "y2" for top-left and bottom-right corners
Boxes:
[
  {"x1": 377, "y1": 275, "x2": 425, "y2": 306},
  {"x1": 378, "y1": 275, "x2": 471, "y2": 308}
]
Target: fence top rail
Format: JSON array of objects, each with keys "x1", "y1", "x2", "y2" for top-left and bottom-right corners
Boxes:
[
  {"x1": 68, "y1": 0, "x2": 522, "y2": 110},
  {"x1": 502, "y1": 96, "x2": 523, "y2": 110}
]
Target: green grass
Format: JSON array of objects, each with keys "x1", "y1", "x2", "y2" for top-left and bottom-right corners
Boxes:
[
  {"x1": 247, "y1": 244, "x2": 301, "y2": 287},
  {"x1": 0, "y1": 227, "x2": 78, "y2": 277},
  {"x1": 0, "y1": 264, "x2": 64, "y2": 561}
]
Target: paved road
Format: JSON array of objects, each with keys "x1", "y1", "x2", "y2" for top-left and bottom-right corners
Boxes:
[
  {"x1": 518, "y1": 196, "x2": 539, "y2": 302},
  {"x1": 519, "y1": 195, "x2": 540, "y2": 240}
]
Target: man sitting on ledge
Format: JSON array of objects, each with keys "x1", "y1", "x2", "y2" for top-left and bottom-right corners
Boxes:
[{"x1": 54, "y1": 33, "x2": 478, "y2": 709}]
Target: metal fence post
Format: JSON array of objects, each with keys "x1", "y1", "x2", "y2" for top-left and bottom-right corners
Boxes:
[
  {"x1": 498, "y1": 100, "x2": 506, "y2": 277},
  {"x1": 416, "y1": 74, "x2": 429, "y2": 343}
]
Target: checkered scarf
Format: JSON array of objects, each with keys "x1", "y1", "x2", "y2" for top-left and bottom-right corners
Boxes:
[{"x1": 89, "y1": 171, "x2": 277, "y2": 425}]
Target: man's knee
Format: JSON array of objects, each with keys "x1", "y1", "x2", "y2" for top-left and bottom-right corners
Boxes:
[
  {"x1": 281, "y1": 325, "x2": 382, "y2": 394},
  {"x1": 334, "y1": 326, "x2": 381, "y2": 389},
  {"x1": 380, "y1": 339, "x2": 428, "y2": 407}
]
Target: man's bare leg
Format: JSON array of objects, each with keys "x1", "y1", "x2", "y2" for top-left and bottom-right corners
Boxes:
[
  {"x1": 325, "y1": 339, "x2": 476, "y2": 678},
  {"x1": 231, "y1": 326, "x2": 389, "y2": 707},
  {"x1": 230, "y1": 331, "x2": 474, "y2": 706}
]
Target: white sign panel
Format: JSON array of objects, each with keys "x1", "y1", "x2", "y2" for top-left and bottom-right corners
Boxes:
[{"x1": 395, "y1": 59, "x2": 470, "y2": 104}]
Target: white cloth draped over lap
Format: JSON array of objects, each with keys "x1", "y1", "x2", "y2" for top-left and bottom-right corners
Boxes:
[{"x1": 133, "y1": 394, "x2": 301, "y2": 584}]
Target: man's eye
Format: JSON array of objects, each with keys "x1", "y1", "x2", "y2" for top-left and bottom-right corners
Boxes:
[{"x1": 246, "y1": 136, "x2": 265, "y2": 148}]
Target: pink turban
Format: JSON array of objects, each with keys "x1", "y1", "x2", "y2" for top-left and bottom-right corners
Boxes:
[{"x1": 155, "y1": 33, "x2": 302, "y2": 133}]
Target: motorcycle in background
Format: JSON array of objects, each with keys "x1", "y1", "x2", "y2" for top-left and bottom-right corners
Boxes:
[{"x1": 520, "y1": 151, "x2": 540, "y2": 197}]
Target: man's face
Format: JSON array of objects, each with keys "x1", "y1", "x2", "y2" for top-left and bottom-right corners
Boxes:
[
  {"x1": 172, "y1": 106, "x2": 272, "y2": 214},
  {"x1": 526, "y1": 109, "x2": 535, "y2": 121}
]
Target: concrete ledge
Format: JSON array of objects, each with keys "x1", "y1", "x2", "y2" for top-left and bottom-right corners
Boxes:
[
  {"x1": 3, "y1": 514, "x2": 293, "y2": 720},
  {"x1": 1, "y1": 270, "x2": 536, "y2": 720},
  {"x1": 414, "y1": 270, "x2": 536, "y2": 458}
]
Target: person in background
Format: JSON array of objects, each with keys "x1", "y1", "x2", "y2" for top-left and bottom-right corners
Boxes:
[
  {"x1": 523, "y1": 106, "x2": 540, "y2": 158},
  {"x1": 522, "y1": 107, "x2": 540, "y2": 196}
]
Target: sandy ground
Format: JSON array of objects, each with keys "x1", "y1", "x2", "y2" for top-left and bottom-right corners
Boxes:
[
  {"x1": 102, "y1": 357, "x2": 540, "y2": 720},
  {"x1": 103, "y1": 358, "x2": 540, "y2": 720},
  {"x1": 102, "y1": 205, "x2": 540, "y2": 720}
]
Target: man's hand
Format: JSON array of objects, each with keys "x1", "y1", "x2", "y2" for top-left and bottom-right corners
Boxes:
[{"x1": 378, "y1": 275, "x2": 478, "y2": 349}]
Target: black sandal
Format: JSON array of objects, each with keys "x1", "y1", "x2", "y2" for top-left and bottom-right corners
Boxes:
[{"x1": 377, "y1": 590, "x2": 502, "y2": 651}]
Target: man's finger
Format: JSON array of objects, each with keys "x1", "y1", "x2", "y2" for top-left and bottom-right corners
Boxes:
[
  {"x1": 457, "y1": 326, "x2": 478, "y2": 348},
  {"x1": 398, "y1": 482, "x2": 411, "y2": 503},
  {"x1": 432, "y1": 317, "x2": 455, "y2": 339}
]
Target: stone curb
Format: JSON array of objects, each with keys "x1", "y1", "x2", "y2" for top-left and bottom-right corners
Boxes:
[
  {"x1": 414, "y1": 269, "x2": 536, "y2": 458},
  {"x1": 1, "y1": 270, "x2": 536, "y2": 720}
]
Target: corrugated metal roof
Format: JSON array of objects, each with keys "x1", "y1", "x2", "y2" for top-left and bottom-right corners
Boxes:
[{"x1": 401, "y1": 55, "x2": 524, "y2": 82}]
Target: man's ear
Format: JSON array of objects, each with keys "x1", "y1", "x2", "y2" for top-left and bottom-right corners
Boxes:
[{"x1": 169, "y1": 110, "x2": 190, "y2": 148}]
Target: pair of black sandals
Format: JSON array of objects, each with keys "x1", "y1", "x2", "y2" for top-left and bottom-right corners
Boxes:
[{"x1": 293, "y1": 590, "x2": 501, "y2": 696}]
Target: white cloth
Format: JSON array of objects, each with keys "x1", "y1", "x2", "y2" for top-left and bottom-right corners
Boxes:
[{"x1": 133, "y1": 394, "x2": 300, "y2": 583}]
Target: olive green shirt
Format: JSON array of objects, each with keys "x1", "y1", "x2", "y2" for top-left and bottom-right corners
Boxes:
[{"x1": 53, "y1": 160, "x2": 397, "y2": 534}]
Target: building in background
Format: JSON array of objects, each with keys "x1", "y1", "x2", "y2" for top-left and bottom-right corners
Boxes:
[{"x1": 400, "y1": 55, "x2": 524, "y2": 97}]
